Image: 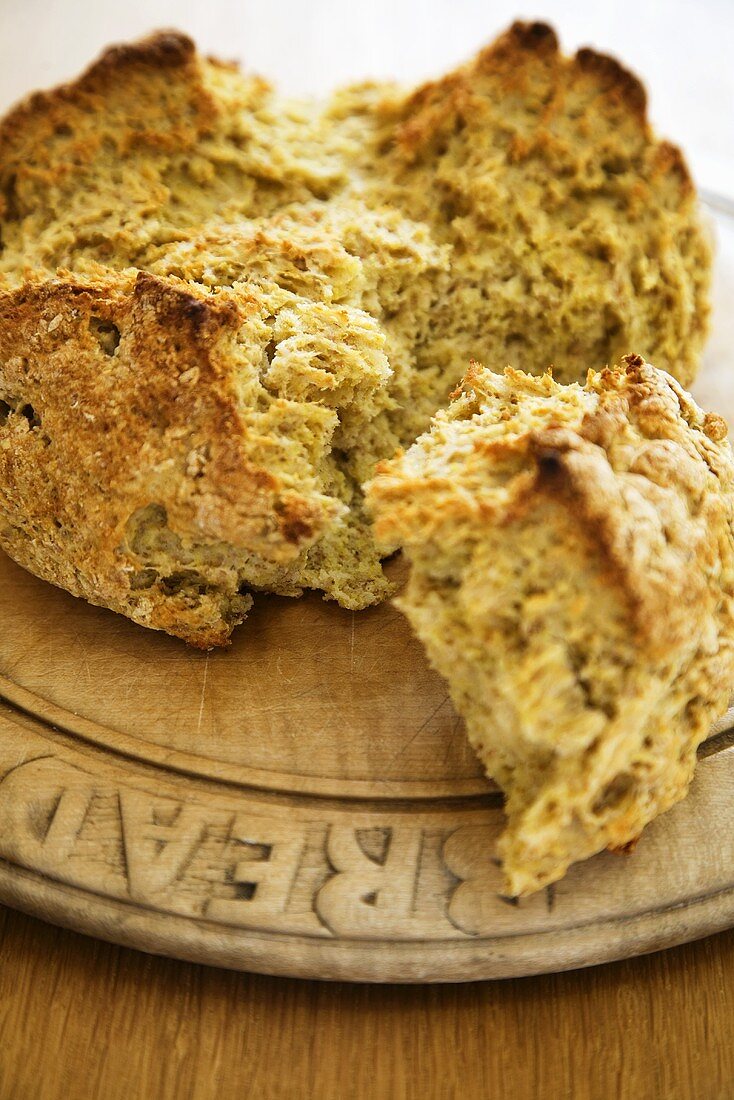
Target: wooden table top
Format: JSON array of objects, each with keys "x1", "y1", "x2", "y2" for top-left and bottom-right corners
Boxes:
[
  {"x1": 0, "y1": 905, "x2": 731, "y2": 1100},
  {"x1": 1, "y1": 8, "x2": 732, "y2": 1099}
]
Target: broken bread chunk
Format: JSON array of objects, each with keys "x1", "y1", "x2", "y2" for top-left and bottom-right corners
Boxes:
[
  {"x1": 366, "y1": 357, "x2": 734, "y2": 894},
  {"x1": 0, "y1": 269, "x2": 394, "y2": 647}
]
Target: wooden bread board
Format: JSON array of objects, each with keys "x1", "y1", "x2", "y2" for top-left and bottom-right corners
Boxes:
[{"x1": 0, "y1": 201, "x2": 733, "y2": 982}]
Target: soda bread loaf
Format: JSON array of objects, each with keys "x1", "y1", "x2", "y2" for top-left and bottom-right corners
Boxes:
[
  {"x1": 366, "y1": 357, "x2": 734, "y2": 895},
  {"x1": 0, "y1": 24, "x2": 712, "y2": 643}
]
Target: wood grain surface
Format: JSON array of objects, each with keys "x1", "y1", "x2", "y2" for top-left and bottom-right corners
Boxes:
[{"x1": 0, "y1": 902, "x2": 732, "y2": 1100}]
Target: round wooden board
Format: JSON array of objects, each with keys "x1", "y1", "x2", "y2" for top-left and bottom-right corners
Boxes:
[{"x1": 1, "y1": 203, "x2": 734, "y2": 983}]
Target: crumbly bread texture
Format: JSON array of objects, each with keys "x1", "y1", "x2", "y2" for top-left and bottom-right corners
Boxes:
[
  {"x1": 366, "y1": 357, "x2": 734, "y2": 895},
  {"x1": 0, "y1": 270, "x2": 395, "y2": 645},
  {"x1": 0, "y1": 24, "x2": 712, "y2": 643}
]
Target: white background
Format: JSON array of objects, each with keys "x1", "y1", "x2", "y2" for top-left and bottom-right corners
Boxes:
[{"x1": 0, "y1": 0, "x2": 732, "y2": 196}]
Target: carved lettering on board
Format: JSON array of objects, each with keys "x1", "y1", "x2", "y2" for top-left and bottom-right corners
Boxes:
[
  {"x1": 0, "y1": 757, "x2": 96, "y2": 876},
  {"x1": 316, "y1": 825, "x2": 445, "y2": 937},
  {"x1": 207, "y1": 815, "x2": 325, "y2": 934},
  {"x1": 0, "y1": 755, "x2": 514, "y2": 940},
  {"x1": 443, "y1": 824, "x2": 506, "y2": 935},
  {"x1": 119, "y1": 789, "x2": 214, "y2": 900}
]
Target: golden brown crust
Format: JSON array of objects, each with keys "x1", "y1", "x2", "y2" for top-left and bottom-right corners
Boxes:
[
  {"x1": 0, "y1": 32, "x2": 209, "y2": 175},
  {"x1": 0, "y1": 271, "x2": 341, "y2": 645},
  {"x1": 574, "y1": 47, "x2": 648, "y2": 118},
  {"x1": 0, "y1": 30, "x2": 197, "y2": 135},
  {"x1": 397, "y1": 21, "x2": 560, "y2": 151},
  {"x1": 393, "y1": 20, "x2": 651, "y2": 162},
  {"x1": 84, "y1": 29, "x2": 197, "y2": 76}
]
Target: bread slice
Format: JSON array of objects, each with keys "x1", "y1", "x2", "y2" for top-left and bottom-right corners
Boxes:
[
  {"x1": 366, "y1": 357, "x2": 734, "y2": 894},
  {"x1": 0, "y1": 24, "x2": 712, "y2": 643}
]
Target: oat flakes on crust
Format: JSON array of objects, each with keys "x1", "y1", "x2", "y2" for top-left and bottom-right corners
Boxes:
[
  {"x1": 366, "y1": 357, "x2": 734, "y2": 894},
  {"x1": 0, "y1": 23, "x2": 712, "y2": 642}
]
